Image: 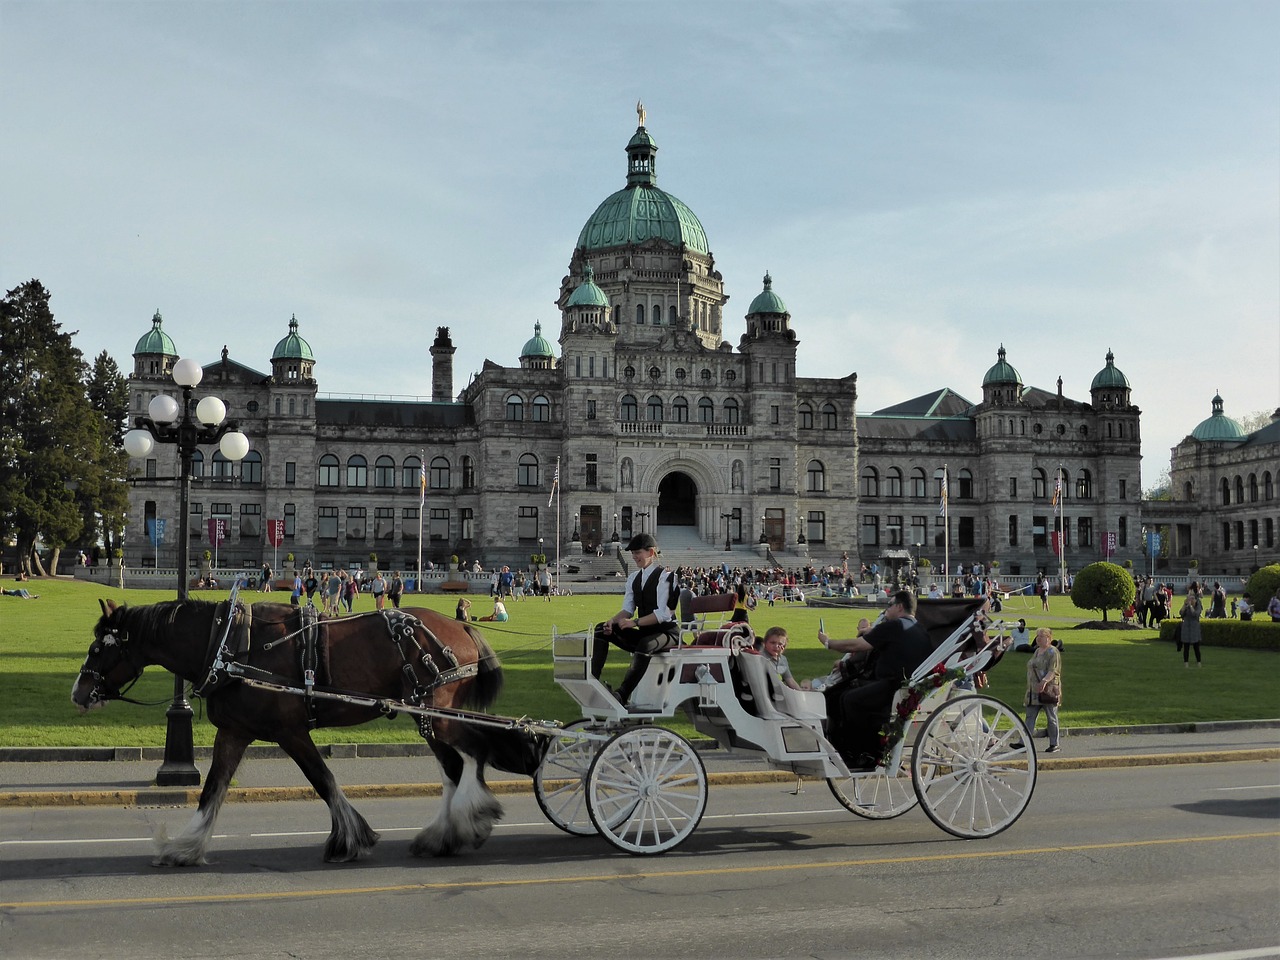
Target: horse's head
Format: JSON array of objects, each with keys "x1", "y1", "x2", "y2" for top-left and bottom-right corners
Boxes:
[{"x1": 71, "y1": 599, "x2": 147, "y2": 713}]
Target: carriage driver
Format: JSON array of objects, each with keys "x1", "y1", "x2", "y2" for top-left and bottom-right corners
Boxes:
[{"x1": 591, "y1": 533, "x2": 681, "y2": 708}]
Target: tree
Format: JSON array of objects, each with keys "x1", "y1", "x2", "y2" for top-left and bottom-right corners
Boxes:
[
  {"x1": 1144, "y1": 466, "x2": 1171, "y2": 501},
  {"x1": 1238, "y1": 409, "x2": 1273, "y2": 434},
  {"x1": 1070, "y1": 561, "x2": 1136, "y2": 623},
  {"x1": 0, "y1": 281, "x2": 127, "y2": 575}
]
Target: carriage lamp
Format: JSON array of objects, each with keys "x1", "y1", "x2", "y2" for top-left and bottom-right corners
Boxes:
[
  {"x1": 721, "y1": 512, "x2": 732, "y2": 551},
  {"x1": 122, "y1": 357, "x2": 250, "y2": 788}
]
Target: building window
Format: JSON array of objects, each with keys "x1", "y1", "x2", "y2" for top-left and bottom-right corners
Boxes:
[
  {"x1": 586, "y1": 454, "x2": 598, "y2": 488},
  {"x1": 1009, "y1": 476, "x2": 1017, "y2": 498},
  {"x1": 318, "y1": 506, "x2": 338, "y2": 539},
  {"x1": 1119, "y1": 478, "x2": 1126, "y2": 500},
  {"x1": 672, "y1": 396, "x2": 689, "y2": 422},
  {"x1": 958, "y1": 516, "x2": 974, "y2": 548},
  {"x1": 347, "y1": 507, "x2": 366, "y2": 539},
  {"x1": 146, "y1": 458, "x2": 157, "y2": 478},
  {"x1": 401, "y1": 507, "x2": 419, "y2": 541},
  {"x1": 532, "y1": 395, "x2": 551, "y2": 422},
  {"x1": 189, "y1": 501, "x2": 203, "y2": 539},
  {"x1": 1235, "y1": 476, "x2": 1244, "y2": 504},
  {"x1": 1076, "y1": 469, "x2": 1093, "y2": 500},
  {"x1": 646, "y1": 395, "x2": 664, "y2": 421},
  {"x1": 375, "y1": 507, "x2": 394, "y2": 540},
  {"x1": 698, "y1": 397, "x2": 714, "y2": 423},
  {"x1": 1265, "y1": 472, "x2": 1274, "y2": 500},
  {"x1": 821, "y1": 403, "x2": 837, "y2": 430},
  {"x1": 769, "y1": 458, "x2": 781, "y2": 491},
  {"x1": 1235, "y1": 520, "x2": 1245, "y2": 550},
  {"x1": 886, "y1": 468, "x2": 903, "y2": 498},
  {"x1": 373, "y1": 456, "x2": 395, "y2": 488},
  {"x1": 460, "y1": 507, "x2": 473, "y2": 541},
  {"x1": 429, "y1": 508, "x2": 449, "y2": 542},
  {"x1": 636, "y1": 304, "x2": 645, "y2": 324},
  {"x1": 806, "y1": 460, "x2": 825, "y2": 493},
  {"x1": 1118, "y1": 515, "x2": 1127, "y2": 547},
  {"x1": 1033, "y1": 468, "x2": 1047, "y2": 500},
  {"x1": 284, "y1": 502, "x2": 295, "y2": 538},
  {"x1": 1266, "y1": 517, "x2": 1274, "y2": 548},
  {"x1": 911, "y1": 515, "x2": 927, "y2": 546},
  {"x1": 887, "y1": 514, "x2": 903, "y2": 546},
  {"x1": 285, "y1": 460, "x2": 296, "y2": 485},
  {"x1": 1033, "y1": 515, "x2": 1047, "y2": 547},
  {"x1": 861, "y1": 466, "x2": 879, "y2": 498},
  {"x1": 1078, "y1": 517, "x2": 1093, "y2": 547},
  {"x1": 506, "y1": 394, "x2": 524, "y2": 421},
  {"x1": 1222, "y1": 521, "x2": 1231, "y2": 550},
  {"x1": 518, "y1": 506, "x2": 539, "y2": 540},
  {"x1": 518, "y1": 454, "x2": 539, "y2": 487},
  {"x1": 1009, "y1": 515, "x2": 1019, "y2": 546},
  {"x1": 910, "y1": 469, "x2": 926, "y2": 498},
  {"x1": 649, "y1": 365, "x2": 661, "y2": 380},
  {"x1": 1249, "y1": 474, "x2": 1259, "y2": 502},
  {"x1": 862, "y1": 515, "x2": 879, "y2": 546},
  {"x1": 402, "y1": 456, "x2": 422, "y2": 489},
  {"x1": 240, "y1": 503, "x2": 261, "y2": 540},
  {"x1": 770, "y1": 405, "x2": 779, "y2": 425},
  {"x1": 240, "y1": 451, "x2": 262, "y2": 485},
  {"x1": 620, "y1": 394, "x2": 638, "y2": 421},
  {"x1": 346, "y1": 455, "x2": 367, "y2": 488},
  {"x1": 1250, "y1": 519, "x2": 1259, "y2": 547},
  {"x1": 461, "y1": 456, "x2": 475, "y2": 489},
  {"x1": 957, "y1": 469, "x2": 973, "y2": 500},
  {"x1": 430, "y1": 456, "x2": 450, "y2": 490},
  {"x1": 724, "y1": 398, "x2": 740, "y2": 424},
  {"x1": 806, "y1": 511, "x2": 826, "y2": 544},
  {"x1": 587, "y1": 399, "x2": 596, "y2": 420},
  {"x1": 798, "y1": 403, "x2": 813, "y2": 430},
  {"x1": 210, "y1": 451, "x2": 234, "y2": 482}
]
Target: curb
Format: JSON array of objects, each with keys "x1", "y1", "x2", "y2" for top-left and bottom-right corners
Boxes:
[{"x1": 1, "y1": 748, "x2": 1275, "y2": 809}]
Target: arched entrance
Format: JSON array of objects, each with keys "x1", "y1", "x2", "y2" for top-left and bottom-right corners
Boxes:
[{"x1": 657, "y1": 472, "x2": 697, "y2": 526}]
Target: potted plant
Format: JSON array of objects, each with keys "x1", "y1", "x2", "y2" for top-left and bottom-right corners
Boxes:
[
  {"x1": 112, "y1": 547, "x2": 123, "y2": 567},
  {"x1": 990, "y1": 560, "x2": 1000, "y2": 569},
  {"x1": 918, "y1": 558, "x2": 932, "y2": 569},
  {"x1": 368, "y1": 552, "x2": 378, "y2": 573}
]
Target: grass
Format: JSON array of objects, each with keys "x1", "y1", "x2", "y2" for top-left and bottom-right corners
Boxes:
[{"x1": 1, "y1": 578, "x2": 1276, "y2": 748}]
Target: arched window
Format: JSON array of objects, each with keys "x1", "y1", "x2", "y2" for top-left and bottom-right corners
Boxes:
[
  {"x1": 1032, "y1": 468, "x2": 1047, "y2": 500},
  {"x1": 807, "y1": 460, "x2": 826, "y2": 492},
  {"x1": 240, "y1": 450, "x2": 262, "y2": 485},
  {"x1": 461, "y1": 456, "x2": 475, "y2": 489},
  {"x1": 910, "y1": 468, "x2": 927, "y2": 498},
  {"x1": 672, "y1": 396, "x2": 689, "y2": 423},
  {"x1": 886, "y1": 467, "x2": 903, "y2": 498},
  {"x1": 724, "y1": 397, "x2": 740, "y2": 424},
  {"x1": 821, "y1": 403, "x2": 838, "y2": 430},
  {"x1": 1249, "y1": 474, "x2": 1259, "y2": 502},
  {"x1": 620, "y1": 394, "x2": 638, "y2": 421},
  {"x1": 958, "y1": 468, "x2": 973, "y2": 500},
  {"x1": 506, "y1": 394, "x2": 523, "y2": 421},
  {"x1": 646, "y1": 395, "x2": 663, "y2": 421},
  {"x1": 318, "y1": 454, "x2": 339, "y2": 488},
  {"x1": 517, "y1": 454, "x2": 539, "y2": 487},
  {"x1": 1076, "y1": 469, "x2": 1093, "y2": 500},
  {"x1": 1056, "y1": 468, "x2": 1070, "y2": 501},
  {"x1": 636, "y1": 304, "x2": 645, "y2": 324},
  {"x1": 798, "y1": 402, "x2": 813, "y2": 430},
  {"x1": 1184, "y1": 480, "x2": 1194, "y2": 501},
  {"x1": 860, "y1": 466, "x2": 879, "y2": 498},
  {"x1": 190, "y1": 449, "x2": 204, "y2": 480},
  {"x1": 1265, "y1": 471, "x2": 1274, "y2": 500},
  {"x1": 374, "y1": 455, "x2": 396, "y2": 488},
  {"x1": 210, "y1": 450, "x2": 234, "y2": 482},
  {"x1": 1221, "y1": 477, "x2": 1230, "y2": 505},
  {"x1": 346, "y1": 455, "x2": 368, "y2": 488},
  {"x1": 698, "y1": 397, "x2": 714, "y2": 423},
  {"x1": 669, "y1": 305, "x2": 678, "y2": 324},
  {"x1": 429, "y1": 456, "x2": 450, "y2": 490},
  {"x1": 401, "y1": 456, "x2": 421, "y2": 489},
  {"x1": 1235, "y1": 475, "x2": 1244, "y2": 504},
  {"x1": 532, "y1": 395, "x2": 551, "y2": 422}
]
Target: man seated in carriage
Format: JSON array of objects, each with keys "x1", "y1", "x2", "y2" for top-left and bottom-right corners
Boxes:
[
  {"x1": 816, "y1": 589, "x2": 932, "y2": 770},
  {"x1": 591, "y1": 533, "x2": 680, "y2": 708}
]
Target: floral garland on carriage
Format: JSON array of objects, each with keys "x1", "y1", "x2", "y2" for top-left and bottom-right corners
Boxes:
[{"x1": 877, "y1": 665, "x2": 969, "y2": 767}]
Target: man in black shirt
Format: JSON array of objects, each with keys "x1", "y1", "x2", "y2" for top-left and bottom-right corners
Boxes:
[{"x1": 817, "y1": 589, "x2": 932, "y2": 769}]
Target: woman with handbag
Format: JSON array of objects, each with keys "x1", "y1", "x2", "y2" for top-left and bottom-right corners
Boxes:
[
  {"x1": 1025, "y1": 627, "x2": 1062, "y2": 753},
  {"x1": 1180, "y1": 584, "x2": 1204, "y2": 667}
]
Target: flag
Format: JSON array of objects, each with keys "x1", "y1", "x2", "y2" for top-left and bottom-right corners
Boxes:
[
  {"x1": 419, "y1": 457, "x2": 427, "y2": 506},
  {"x1": 1051, "y1": 473, "x2": 1062, "y2": 508},
  {"x1": 937, "y1": 473, "x2": 948, "y2": 516},
  {"x1": 547, "y1": 458, "x2": 560, "y2": 508}
]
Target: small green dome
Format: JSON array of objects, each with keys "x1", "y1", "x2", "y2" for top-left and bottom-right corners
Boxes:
[
  {"x1": 1191, "y1": 393, "x2": 1247, "y2": 441},
  {"x1": 135, "y1": 310, "x2": 177, "y2": 356},
  {"x1": 272, "y1": 315, "x2": 314, "y2": 362},
  {"x1": 566, "y1": 264, "x2": 610, "y2": 308},
  {"x1": 521, "y1": 322, "x2": 556, "y2": 359},
  {"x1": 747, "y1": 272, "x2": 788, "y2": 315},
  {"x1": 982, "y1": 344, "x2": 1022, "y2": 385},
  {"x1": 1090, "y1": 349, "x2": 1130, "y2": 390}
]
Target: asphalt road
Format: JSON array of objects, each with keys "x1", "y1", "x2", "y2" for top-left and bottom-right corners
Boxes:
[{"x1": 2, "y1": 760, "x2": 1277, "y2": 960}]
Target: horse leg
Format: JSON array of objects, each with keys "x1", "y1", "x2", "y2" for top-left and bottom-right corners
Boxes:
[
  {"x1": 412, "y1": 741, "x2": 503, "y2": 857},
  {"x1": 278, "y1": 733, "x2": 379, "y2": 862},
  {"x1": 154, "y1": 729, "x2": 247, "y2": 867}
]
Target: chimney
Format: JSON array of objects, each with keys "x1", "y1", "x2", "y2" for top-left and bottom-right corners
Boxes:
[{"x1": 430, "y1": 327, "x2": 456, "y2": 402}]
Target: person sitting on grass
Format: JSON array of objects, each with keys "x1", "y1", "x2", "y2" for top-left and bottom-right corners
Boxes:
[{"x1": 478, "y1": 599, "x2": 509, "y2": 622}]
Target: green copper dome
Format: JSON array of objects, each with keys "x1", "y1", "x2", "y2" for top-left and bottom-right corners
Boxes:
[
  {"x1": 135, "y1": 310, "x2": 177, "y2": 356},
  {"x1": 1191, "y1": 393, "x2": 1247, "y2": 441},
  {"x1": 576, "y1": 120, "x2": 710, "y2": 255},
  {"x1": 565, "y1": 264, "x2": 610, "y2": 308},
  {"x1": 747, "y1": 273, "x2": 788, "y2": 315},
  {"x1": 521, "y1": 322, "x2": 556, "y2": 359},
  {"x1": 1090, "y1": 349, "x2": 1130, "y2": 390},
  {"x1": 272, "y1": 315, "x2": 315, "y2": 361},
  {"x1": 982, "y1": 345, "x2": 1022, "y2": 385}
]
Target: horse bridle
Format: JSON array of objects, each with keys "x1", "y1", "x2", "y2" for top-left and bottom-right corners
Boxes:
[{"x1": 78, "y1": 626, "x2": 154, "y2": 706}]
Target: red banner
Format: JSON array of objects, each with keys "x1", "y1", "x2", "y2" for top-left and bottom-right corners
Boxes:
[
  {"x1": 207, "y1": 518, "x2": 227, "y2": 545},
  {"x1": 266, "y1": 519, "x2": 285, "y2": 548},
  {"x1": 1104, "y1": 531, "x2": 1117, "y2": 558},
  {"x1": 1050, "y1": 530, "x2": 1061, "y2": 557}
]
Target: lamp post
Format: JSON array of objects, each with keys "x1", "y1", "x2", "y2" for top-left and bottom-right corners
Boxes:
[
  {"x1": 1254, "y1": 544, "x2": 1260, "y2": 573},
  {"x1": 637, "y1": 510, "x2": 649, "y2": 534},
  {"x1": 759, "y1": 515, "x2": 768, "y2": 544},
  {"x1": 611, "y1": 513, "x2": 619, "y2": 543},
  {"x1": 123, "y1": 358, "x2": 249, "y2": 787},
  {"x1": 571, "y1": 513, "x2": 580, "y2": 543},
  {"x1": 721, "y1": 512, "x2": 732, "y2": 551}
]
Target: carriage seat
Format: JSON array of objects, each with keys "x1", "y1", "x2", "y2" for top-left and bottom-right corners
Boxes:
[
  {"x1": 679, "y1": 592, "x2": 750, "y2": 648},
  {"x1": 735, "y1": 650, "x2": 826, "y2": 722}
]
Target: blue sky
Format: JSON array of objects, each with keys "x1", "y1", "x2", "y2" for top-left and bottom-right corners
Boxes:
[{"x1": 4, "y1": 0, "x2": 1277, "y2": 479}]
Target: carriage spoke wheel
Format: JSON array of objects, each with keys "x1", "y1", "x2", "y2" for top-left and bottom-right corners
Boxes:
[
  {"x1": 534, "y1": 719, "x2": 609, "y2": 836},
  {"x1": 912, "y1": 694, "x2": 1036, "y2": 839},
  {"x1": 586, "y1": 726, "x2": 707, "y2": 855},
  {"x1": 828, "y1": 748, "x2": 919, "y2": 820}
]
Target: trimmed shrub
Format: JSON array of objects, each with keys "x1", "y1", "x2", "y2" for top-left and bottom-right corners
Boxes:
[
  {"x1": 1244, "y1": 564, "x2": 1280, "y2": 612},
  {"x1": 1158, "y1": 618, "x2": 1280, "y2": 650},
  {"x1": 1071, "y1": 561, "x2": 1136, "y2": 622}
]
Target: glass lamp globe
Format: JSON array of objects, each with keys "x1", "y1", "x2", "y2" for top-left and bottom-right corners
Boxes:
[
  {"x1": 219, "y1": 431, "x2": 250, "y2": 461},
  {"x1": 172, "y1": 358, "x2": 203, "y2": 388},
  {"x1": 148, "y1": 393, "x2": 181, "y2": 424},
  {"x1": 195, "y1": 396, "x2": 227, "y2": 426},
  {"x1": 123, "y1": 429, "x2": 155, "y2": 458}
]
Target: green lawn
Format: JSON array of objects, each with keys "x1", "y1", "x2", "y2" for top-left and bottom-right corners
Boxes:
[{"x1": 1, "y1": 579, "x2": 1275, "y2": 747}]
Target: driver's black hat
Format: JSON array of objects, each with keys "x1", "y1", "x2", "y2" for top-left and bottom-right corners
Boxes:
[{"x1": 626, "y1": 533, "x2": 658, "y2": 552}]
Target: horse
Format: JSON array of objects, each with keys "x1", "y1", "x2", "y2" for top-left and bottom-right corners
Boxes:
[{"x1": 71, "y1": 598, "x2": 545, "y2": 866}]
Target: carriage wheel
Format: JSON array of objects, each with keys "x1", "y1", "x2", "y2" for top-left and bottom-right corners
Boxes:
[
  {"x1": 586, "y1": 726, "x2": 708, "y2": 855},
  {"x1": 828, "y1": 749, "x2": 919, "y2": 820},
  {"x1": 911, "y1": 694, "x2": 1036, "y2": 839},
  {"x1": 534, "y1": 719, "x2": 608, "y2": 836}
]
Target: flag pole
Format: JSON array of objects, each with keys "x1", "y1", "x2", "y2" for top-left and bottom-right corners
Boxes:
[
  {"x1": 940, "y1": 463, "x2": 949, "y2": 586},
  {"x1": 549, "y1": 456, "x2": 561, "y2": 597},
  {"x1": 1057, "y1": 463, "x2": 1066, "y2": 594},
  {"x1": 416, "y1": 449, "x2": 425, "y2": 592}
]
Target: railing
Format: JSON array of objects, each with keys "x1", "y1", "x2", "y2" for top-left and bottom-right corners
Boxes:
[{"x1": 616, "y1": 420, "x2": 748, "y2": 438}]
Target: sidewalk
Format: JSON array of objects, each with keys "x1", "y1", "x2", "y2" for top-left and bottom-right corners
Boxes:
[{"x1": 2, "y1": 721, "x2": 1276, "y2": 809}]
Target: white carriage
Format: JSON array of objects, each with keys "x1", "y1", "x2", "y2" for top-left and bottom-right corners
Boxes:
[{"x1": 534, "y1": 596, "x2": 1037, "y2": 855}]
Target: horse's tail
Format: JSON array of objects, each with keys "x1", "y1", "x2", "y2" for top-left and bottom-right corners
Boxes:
[{"x1": 461, "y1": 625, "x2": 504, "y2": 711}]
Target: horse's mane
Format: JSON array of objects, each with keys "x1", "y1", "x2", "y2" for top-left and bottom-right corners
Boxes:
[{"x1": 101, "y1": 599, "x2": 219, "y2": 643}]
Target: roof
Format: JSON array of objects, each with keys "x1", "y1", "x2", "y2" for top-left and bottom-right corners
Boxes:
[
  {"x1": 982, "y1": 345, "x2": 1021, "y2": 386},
  {"x1": 746, "y1": 273, "x2": 788, "y2": 316},
  {"x1": 272, "y1": 316, "x2": 315, "y2": 362},
  {"x1": 1190, "y1": 393, "x2": 1247, "y2": 442},
  {"x1": 135, "y1": 311, "x2": 177, "y2": 356},
  {"x1": 520, "y1": 321, "x2": 556, "y2": 359},
  {"x1": 1090, "y1": 349, "x2": 1130, "y2": 391},
  {"x1": 565, "y1": 264, "x2": 610, "y2": 308},
  {"x1": 871, "y1": 388, "x2": 975, "y2": 418}
]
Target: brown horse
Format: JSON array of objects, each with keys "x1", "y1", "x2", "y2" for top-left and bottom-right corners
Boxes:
[{"x1": 71, "y1": 599, "x2": 543, "y2": 865}]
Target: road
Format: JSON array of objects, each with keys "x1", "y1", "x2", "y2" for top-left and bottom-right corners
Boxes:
[{"x1": 2, "y1": 761, "x2": 1278, "y2": 960}]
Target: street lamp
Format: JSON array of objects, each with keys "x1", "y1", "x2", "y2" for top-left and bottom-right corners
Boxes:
[
  {"x1": 123, "y1": 358, "x2": 249, "y2": 787},
  {"x1": 571, "y1": 513, "x2": 580, "y2": 543},
  {"x1": 720, "y1": 512, "x2": 732, "y2": 551},
  {"x1": 637, "y1": 510, "x2": 650, "y2": 534},
  {"x1": 1254, "y1": 544, "x2": 1260, "y2": 572},
  {"x1": 611, "y1": 513, "x2": 619, "y2": 543}
]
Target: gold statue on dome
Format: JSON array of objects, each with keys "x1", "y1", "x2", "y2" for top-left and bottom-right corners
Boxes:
[{"x1": 636, "y1": 100, "x2": 646, "y2": 127}]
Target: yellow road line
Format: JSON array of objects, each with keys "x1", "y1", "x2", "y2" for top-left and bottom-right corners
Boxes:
[{"x1": 3, "y1": 831, "x2": 1277, "y2": 911}]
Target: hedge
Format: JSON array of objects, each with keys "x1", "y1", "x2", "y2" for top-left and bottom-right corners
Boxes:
[{"x1": 1157, "y1": 618, "x2": 1280, "y2": 650}]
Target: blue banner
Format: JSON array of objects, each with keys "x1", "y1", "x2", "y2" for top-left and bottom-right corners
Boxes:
[
  {"x1": 1146, "y1": 531, "x2": 1161, "y2": 556},
  {"x1": 147, "y1": 518, "x2": 166, "y2": 546}
]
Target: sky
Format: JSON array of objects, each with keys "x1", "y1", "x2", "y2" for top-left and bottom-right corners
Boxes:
[{"x1": 4, "y1": 0, "x2": 1278, "y2": 484}]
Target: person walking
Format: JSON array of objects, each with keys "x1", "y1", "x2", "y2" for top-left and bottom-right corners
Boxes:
[
  {"x1": 388, "y1": 572, "x2": 404, "y2": 609},
  {"x1": 1025, "y1": 627, "x2": 1062, "y2": 753},
  {"x1": 370, "y1": 571, "x2": 387, "y2": 611},
  {"x1": 1180, "y1": 584, "x2": 1204, "y2": 667},
  {"x1": 325, "y1": 571, "x2": 342, "y2": 616}
]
